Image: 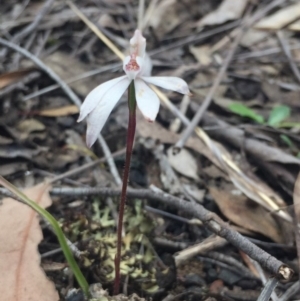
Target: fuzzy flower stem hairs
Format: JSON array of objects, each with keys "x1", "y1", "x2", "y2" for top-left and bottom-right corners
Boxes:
[{"x1": 78, "y1": 29, "x2": 190, "y2": 294}]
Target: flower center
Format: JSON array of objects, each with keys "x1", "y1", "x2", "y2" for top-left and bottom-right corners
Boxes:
[{"x1": 125, "y1": 55, "x2": 140, "y2": 72}]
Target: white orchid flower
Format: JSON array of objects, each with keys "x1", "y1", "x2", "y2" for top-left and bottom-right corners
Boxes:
[{"x1": 78, "y1": 29, "x2": 190, "y2": 148}]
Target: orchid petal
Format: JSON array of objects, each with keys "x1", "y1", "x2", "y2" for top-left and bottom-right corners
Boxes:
[
  {"x1": 86, "y1": 77, "x2": 130, "y2": 147},
  {"x1": 78, "y1": 75, "x2": 127, "y2": 122},
  {"x1": 129, "y1": 29, "x2": 146, "y2": 58},
  {"x1": 140, "y1": 53, "x2": 152, "y2": 77},
  {"x1": 142, "y1": 76, "x2": 190, "y2": 95},
  {"x1": 134, "y1": 79, "x2": 160, "y2": 122}
]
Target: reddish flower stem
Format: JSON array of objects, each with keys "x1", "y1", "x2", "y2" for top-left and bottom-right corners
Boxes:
[{"x1": 113, "y1": 81, "x2": 136, "y2": 295}]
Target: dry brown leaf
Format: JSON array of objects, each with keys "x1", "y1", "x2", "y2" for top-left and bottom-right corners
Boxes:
[
  {"x1": 0, "y1": 68, "x2": 35, "y2": 89},
  {"x1": 240, "y1": 29, "x2": 269, "y2": 47},
  {"x1": 37, "y1": 105, "x2": 79, "y2": 117},
  {"x1": 255, "y1": 2, "x2": 300, "y2": 30},
  {"x1": 262, "y1": 81, "x2": 300, "y2": 109},
  {"x1": 197, "y1": 0, "x2": 248, "y2": 27},
  {"x1": 209, "y1": 185, "x2": 284, "y2": 243},
  {"x1": 16, "y1": 119, "x2": 45, "y2": 140},
  {"x1": 167, "y1": 147, "x2": 199, "y2": 181},
  {"x1": 189, "y1": 45, "x2": 212, "y2": 66},
  {"x1": 0, "y1": 183, "x2": 59, "y2": 301}
]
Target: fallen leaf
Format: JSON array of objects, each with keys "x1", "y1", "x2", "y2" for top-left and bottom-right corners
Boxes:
[
  {"x1": 167, "y1": 147, "x2": 199, "y2": 181},
  {"x1": 146, "y1": 0, "x2": 179, "y2": 38},
  {"x1": 255, "y1": 2, "x2": 300, "y2": 30},
  {"x1": 0, "y1": 183, "x2": 59, "y2": 301},
  {"x1": 16, "y1": 119, "x2": 45, "y2": 133},
  {"x1": 183, "y1": 184, "x2": 205, "y2": 203},
  {"x1": 0, "y1": 68, "x2": 35, "y2": 89},
  {"x1": 37, "y1": 105, "x2": 79, "y2": 117},
  {"x1": 189, "y1": 45, "x2": 212, "y2": 66},
  {"x1": 240, "y1": 29, "x2": 269, "y2": 47},
  {"x1": 16, "y1": 119, "x2": 45, "y2": 140},
  {"x1": 262, "y1": 81, "x2": 300, "y2": 109},
  {"x1": 209, "y1": 185, "x2": 284, "y2": 243},
  {"x1": 267, "y1": 105, "x2": 291, "y2": 126},
  {"x1": 155, "y1": 148, "x2": 182, "y2": 194},
  {"x1": 197, "y1": 0, "x2": 248, "y2": 27}
]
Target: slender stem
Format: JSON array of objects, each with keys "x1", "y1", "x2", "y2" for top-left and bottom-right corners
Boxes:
[{"x1": 114, "y1": 81, "x2": 136, "y2": 295}]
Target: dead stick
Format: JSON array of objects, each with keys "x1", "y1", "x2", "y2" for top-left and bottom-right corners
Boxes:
[
  {"x1": 277, "y1": 31, "x2": 300, "y2": 84},
  {"x1": 49, "y1": 186, "x2": 293, "y2": 281}
]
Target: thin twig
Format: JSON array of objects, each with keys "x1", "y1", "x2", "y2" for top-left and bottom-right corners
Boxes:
[
  {"x1": 22, "y1": 62, "x2": 121, "y2": 101},
  {"x1": 257, "y1": 278, "x2": 279, "y2": 301},
  {"x1": 0, "y1": 37, "x2": 121, "y2": 186},
  {"x1": 145, "y1": 205, "x2": 201, "y2": 225},
  {"x1": 278, "y1": 281, "x2": 300, "y2": 301},
  {"x1": 97, "y1": 135, "x2": 122, "y2": 186},
  {"x1": 67, "y1": 0, "x2": 124, "y2": 60},
  {"x1": 277, "y1": 30, "x2": 300, "y2": 84},
  {"x1": 252, "y1": 260, "x2": 279, "y2": 301},
  {"x1": 0, "y1": 72, "x2": 40, "y2": 97},
  {"x1": 198, "y1": 256, "x2": 254, "y2": 280},
  {"x1": 48, "y1": 148, "x2": 126, "y2": 184},
  {"x1": 13, "y1": 31, "x2": 37, "y2": 68},
  {"x1": 12, "y1": 0, "x2": 55, "y2": 44},
  {"x1": 0, "y1": 37, "x2": 81, "y2": 107},
  {"x1": 48, "y1": 186, "x2": 293, "y2": 280},
  {"x1": 149, "y1": 20, "x2": 240, "y2": 57},
  {"x1": 206, "y1": 252, "x2": 257, "y2": 280},
  {"x1": 174, "y1": 236, "x2": 227, "y2": 267},
  {"x1": 234, "y1": 43, "x2": 300, "y2": 61}
]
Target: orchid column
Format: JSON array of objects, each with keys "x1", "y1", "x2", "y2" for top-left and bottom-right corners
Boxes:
[{"x1": 78, "y1": 30, "x2": 190, "y2": 295}]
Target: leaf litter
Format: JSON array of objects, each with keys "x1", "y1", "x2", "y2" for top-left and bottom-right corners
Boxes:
[{"x1": 1, "y1": 0, "x2": 300, "y2": 300}]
